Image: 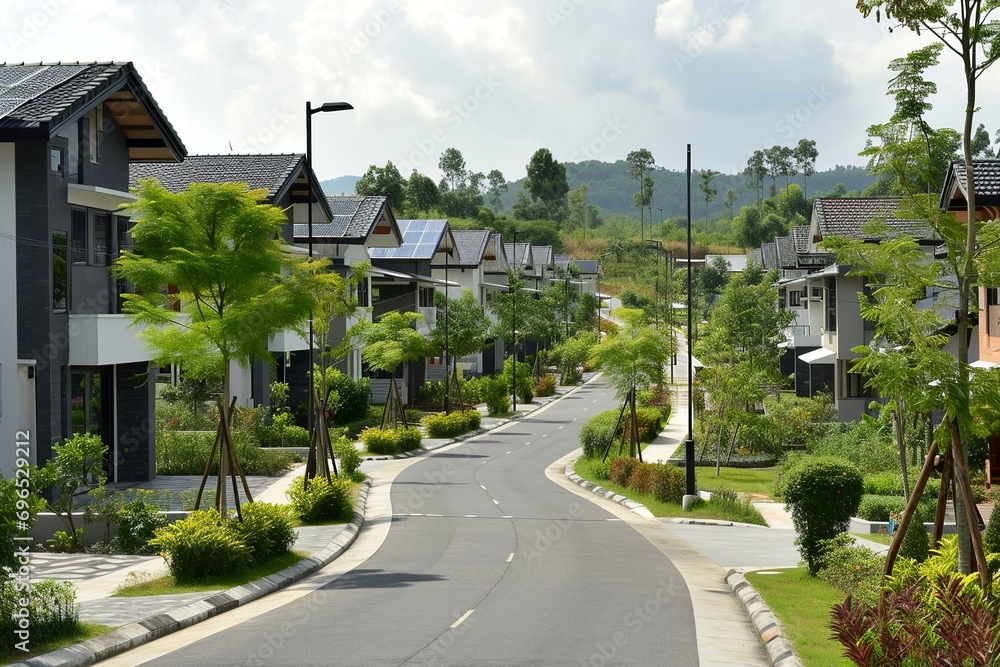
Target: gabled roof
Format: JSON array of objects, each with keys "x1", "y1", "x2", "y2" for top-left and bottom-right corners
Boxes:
[
  {"x1": 775, "y1": 236, "x2": 797, "y2": 269},
  {"x1": 747, "y1": 248, "x2": 763, "y2": 267},
  {"x1": 573, "y1": 259, "x2": 600, "y2": 274},
  {"x1": 131, "y1": 154, "x2": 310, "y2": 203},
  {"x1": 531, "y1": 245, "x2": 553, "y2": 268},
  {"x1": 504, "y1": 242, "x2": 533, "y2": 269},
  {"x1": 483, "y1": 233, "x2": 508, "y2": 273},
  {"x1": 0, "y1": 61, "x2": 185, "y2": 161},
  {"x1": 451, "y1": 229, "x2": 491, "y2": 266},
  {"x1": 370, "y1": 219, "x2": 453, "y2": 260},
  {"x1": 761, "y1": 242, "x2": 777, "y2": 270},
  {"x1": 812, "y1": 197, "x2": 934, "y2": 242},
  {"x1": 792, "y1": 225, "x2": 811, "y2": 254},
  {"x1": 940, "y1": 159, "x2": 1000, "y2": 213},
  {"x1": 295, "y1": 195, "x2": 399, "y2": 243}
]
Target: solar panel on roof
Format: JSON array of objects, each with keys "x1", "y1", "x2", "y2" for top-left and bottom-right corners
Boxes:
[
  {"x1": 405, "y1": 220, "x2": 427, "y2": 232},
  {"x1": 415, "y1": 243, "x2": 437, "y2": 258},
  {"x1": 403, "y1": 231, "x2": 422, "y2": 243}
]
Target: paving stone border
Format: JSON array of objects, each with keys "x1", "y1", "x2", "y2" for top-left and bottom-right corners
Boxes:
[
  {"x1": 11, "y1": 480, "x2": 372, "y2": 667},
  {"x1": 563, "y1": 458, "x2": 801, "y2": 667}
]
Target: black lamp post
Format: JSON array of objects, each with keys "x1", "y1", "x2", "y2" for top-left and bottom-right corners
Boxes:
[
  {"x1": 511, "y1": 227, "x2": 517, "y2": 412},
  {"x1": 305, "y1": 100, "x2": 353, "y2": 442},
  {"x1": 684, "y1": 144, "x2": 696, "y2": 502}
]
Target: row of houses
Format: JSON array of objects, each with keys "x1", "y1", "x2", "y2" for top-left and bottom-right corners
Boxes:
[
  {"x1": 0, "y1": 61, "x2": 601, "y2": 483},
  {"x1": 749, "y1": 162, "x2": 1000, "y2": 421}
]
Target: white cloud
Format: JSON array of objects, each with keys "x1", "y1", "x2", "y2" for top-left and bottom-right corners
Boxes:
[{"x1": 654, "y1": 0, "x2": 696, "y2": 43}]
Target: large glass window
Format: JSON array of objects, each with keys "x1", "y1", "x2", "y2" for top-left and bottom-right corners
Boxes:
[
  {"x1": 826, "y1": 277, "x2": 837, "y2": 333},
  {"x1": 70, "y1": 371, "x2": 103, "y2": 437},
  {"x1": 71, "y1": 208, "x2": 112, "y2": 266},
  {"x1": 52, "y1": 232, "x2": 68, "y2": 312},
  {"x1": 71, "y1": 209, "x2": 87, "y2": 264}
]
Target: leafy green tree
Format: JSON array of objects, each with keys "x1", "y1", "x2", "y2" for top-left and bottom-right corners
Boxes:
[
  {"x1": 794, "y1": 139, "x2": 819, "y2": 198},
  {"x1": 438, "y1": 147, "x2": 467, "y2": 191},
  {"x1": 524, "y1": 148, "x2": 569, "y2": 205},
  {"x1": 732, "y1": 204, "x2": 789, "y2": 249},
  {"x1": 431, "y1": 289, "x2": 490, "y2": 410},
  {"x1": 698, "y1": 169, "x2": 719, "y2": 226},
  {"x1": 567, "y1": 183, "x2": 590, "y2": 234},
  {"x1": 744, "y1": 149, "x2": 767, "y2": 207},
  {"x1": 405, "y1": 170, "x2": 440, "y2": 214},
  {"x1": 724, "y1": 188, "x2": 737, "y2": 222},
  {"x1": 114, "y1": 180, "x2": 312, "y2": 513},
  {"x1": 626, "y1": 149, "x2": 656, "y2": 235},
  {"x1": 972, "y1": 122, "x2": 996, "y2": 157},
  {"x1": 589, "y1": 308, "x2": 671, "y2": 457},
  {"x1": 34, "y1": 433, "x2": 106, "y2": 551},
  {"x1": 550, "y1": 331, "x2": 598, "y2": 385},
  {"x1": 487, "y1": 169, "x2": 507, "y2": 212},
  {"x1": 350, "y1": 311, "x2": 435, "y2": 428},
  {"x1": 354, "y1": 161, "x2": 406, "y2": 210},
  {"x1": 858, "y1": 0, "x2": 1000, "y2": 579}
]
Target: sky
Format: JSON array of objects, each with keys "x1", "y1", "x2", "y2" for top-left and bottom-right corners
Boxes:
[{"x1": 1, "y1": 0, "x2": 992, "y2": 185}]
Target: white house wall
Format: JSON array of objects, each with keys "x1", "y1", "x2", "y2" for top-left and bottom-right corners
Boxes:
[{"x1": 0, "y1": 143, "x2": 23, "y2": 477}]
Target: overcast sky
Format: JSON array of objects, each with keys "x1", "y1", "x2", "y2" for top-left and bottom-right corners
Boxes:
[{"x1": 2, "y1": 0, "x2": 992, "y2": 184}]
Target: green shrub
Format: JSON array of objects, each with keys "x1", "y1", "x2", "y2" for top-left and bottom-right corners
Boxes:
[
  {"x1": 156, "y1": 429, "x2": 293, "y2": 476},
  {"x1": 609, "y1": 457, "x2": 639, "y2": 487},
  {"x1": 534, "y1": 374, "x2": 557, "y2": 397},
  {"x1": 579, "y1": 410, "x2": 621, "y2": 459},
  {"x1": 562, "y1": 367, "x2": 583, "y2": 385},
  {"x1": 150, "y1": 510, "x2": 252, "y2": 582},
  {"x1": 706, "y1": 488, "x2": 767, "y2": 525},
  {"x1": 360, "y1": 426, "x2": 422, "y2": 455},
  {"x1": 324, "y1": 371, "x2": 371, "y2": 425},
  {"x1": 634, "y1": 407, "x2": 664, "y2": 442},
  {"x1": 816, "y1": 533, "x2": 883, "y2": 607},
  {"x1": 0, "y1": 579, "x2": 78, "y2": 645},
  {"x1": 456, "y1": 376, "x2": 483, "y2": 407},
  {"x1": 782, "y1": 456, "x2": 864, "y2": 575},
  {"x1": 985, "y1": 504, "x2": 1000, "y2": 555},
  {"x1": 286, "y1": 476, "x2": 354, "y2": 524},
  {"x1": 809, "y1": 419, "x2": 897, "y2": 475},
  {"x1": 422, "y1": 410, "x2": 482, "y2": 439},
  {"x1": 156, "y1": 393, "x2": 218, "y2": 432},
  {"x1": 334, "y1": 438, "x2": 363, "y2": 477},
  {"x1": 231, "y1": 501, "x2": 296, "y2": 563},
  {"x1": 856, "y1": 494, "x2": 907, "y2": 522},
  {"x1": 502, "y1": 356, "x2": 534, "y2": 405},
  {"x1": 627, "y1": 463, "x2": 657, "y2": 494},
  {"x1": 417, "y1": 381, "x2": 445, "y2": 408},
  {"x1": 898, "y1": 507, "x2": 930, "y2": 564},
  {"x1": 116, "y1": 495, "x2": 169, "y2": 555},
  {"x1": 259, "y1": 421, "x2": 310, "y2": 448},
  {"x1": 651, "y1": 463, "x2": 686, "y2": 504},
  {"x1": 589, "y1": 458, "x2": 612, "y2": 480},
  {"x1": 481, "y1": 375, "x2": 511, "y2": 416}
]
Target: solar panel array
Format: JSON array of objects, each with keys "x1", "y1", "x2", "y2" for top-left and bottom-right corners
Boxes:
[
  {"x1": 370, "y1": 219, "x2": 447, "y2": 259},
  {"x1": 0, "y1": 64, "x2": 88, "y2": 120}
]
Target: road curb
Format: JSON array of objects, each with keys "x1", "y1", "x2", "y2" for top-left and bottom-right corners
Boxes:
[
  {"x1": 563, "y1": 458, "x2": 801, "y2": 667},
  {"x1": 11, "y1": 479, "x2": 373, "y2": 667},
  {"x1": 726, "y1": 570, "x2": 803, "y2": 667}
]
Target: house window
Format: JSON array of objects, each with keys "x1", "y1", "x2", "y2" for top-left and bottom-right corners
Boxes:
[
  {"x1": 70, "y1": 371, "x2": 103, "y2": 437},
  {"x1": 419, "y1": 286, "x2": 435, "y2": 308},
  {"x1": 810, "y1": 286, "x2": 822, "y2": 300},
  {"x1": 88, "y1": 106, "x2": 103, "y2": 163},
  {"x1": 844, "y1": 362, "x2": 874, "y2": 399},
  {"x1": 71, "y1": 208, "x2": 111, "y2": 266},
  {"x1": 789, "y1": 290, "x2": 802, "y2": 308},
  {"x1": 115, "y1": 216, "x2": 134, "y2": 312},
  {"x1": 826, "y1": 278, "x2": 837, "y2": 332},
  {"x1": 988, "y1": 287, "x2": 1000, "y2": 306},
  {"x1": 52, "y1": 232, "x2": 68, "y2": 312},
  {"x1": 50, "y1": 146, "x2": 64, "y2": 176}
]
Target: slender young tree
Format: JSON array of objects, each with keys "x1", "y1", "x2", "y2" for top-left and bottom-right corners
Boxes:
[
  {"x1": 114, "y1": 180, "x2": 313, "y2": 514},
  {"x1": 626, "y1": 149, "x2": 656, "y2": 238},
  {"x1": 698, "y1": 169, "x2": 720, "y2": 226}
]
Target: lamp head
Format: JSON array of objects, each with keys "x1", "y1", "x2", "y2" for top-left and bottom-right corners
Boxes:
[{"x1": 309, "y1": 102, "x2": 354, "y2": 114}]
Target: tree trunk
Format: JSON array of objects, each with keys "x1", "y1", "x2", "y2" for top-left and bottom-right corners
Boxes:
[{"x1": 895, "y1": 404, "x2": 910, "y2": 500}]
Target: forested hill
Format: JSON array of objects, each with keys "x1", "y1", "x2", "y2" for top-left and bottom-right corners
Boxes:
[{"x1": 503, "y1": 161, "x2": 878, "y2": 220}]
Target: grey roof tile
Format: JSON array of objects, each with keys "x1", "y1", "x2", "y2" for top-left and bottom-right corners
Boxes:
[
  {"x1": 130, "y1": 154, "x2": 303, "y2": 201},
  {"x1": 775, "y1": 236, "x2": 796, "y2": 269},
  {"x1": 293, "y1": 195, "x2": 388, "y2": 240},
  {"x1": 452, "y1": 229, "x2": 490, "y2": 266},
  {"x1": 748, "y1": 248, "x2": 762, "y2": 266},
  {"x1": 793, "y1": 225, "x2": 811, "y2": 253},
  {"x1": 761, "y1": 242, "x2": 777, "y2": 270},
  {"x1": 813, "y1": 197, "x2": 933, "y2": 241},
  {"x1": 940, "y1": 159, "x2": 1000, "y2": 208}
]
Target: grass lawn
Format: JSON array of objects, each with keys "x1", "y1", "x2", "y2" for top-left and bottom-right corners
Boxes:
[
  {"x1": 745, "y1": 568, "x2": 852, "y2": 667},
  {"x1": 113, "y1": 551, "x2": 307, "y2": 597},
  {"x1": 573, "y1": 456, "x2": 766, "y2": 525},
  {"x1": 851, "y1": 531, "x2": 892, "y2": 545},
  {"x1": 695, "y1": 466, "x2": 777, "y2": 498},
  {"x1": 0, "y1": 622, "x2": 111, "y2": 666}
]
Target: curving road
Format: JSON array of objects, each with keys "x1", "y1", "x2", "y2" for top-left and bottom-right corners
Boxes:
[{"x1": 108, "y1": 380, "x2": 724, "y2": 666}]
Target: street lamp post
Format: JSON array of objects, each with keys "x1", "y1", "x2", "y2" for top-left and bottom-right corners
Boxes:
[
  {"x1": 511, "y1": 227, "x2": 517, "y2": 413},
  {"x1": 305, "y1": 100, "x2": 353, "y2": 456},
  {"x1": 683, "y1": 144, "x2": 697, "y2": 505}
]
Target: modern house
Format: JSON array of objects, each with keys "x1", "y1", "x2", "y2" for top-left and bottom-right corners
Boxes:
[{"x1": 0, "y1": 62, "x2": 186, "y2": 481}]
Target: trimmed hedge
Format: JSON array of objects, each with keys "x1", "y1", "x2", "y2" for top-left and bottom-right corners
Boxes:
[
  {"x1": 422, "y1": 410, "x2": 483, "y2": 439},
  {"x1": 360, "y1": 426, "x2": 422, "y2": 455},
  {"x1": 855, "y1": 494, "x2": 907, "y2": 522},
  {"x1": 579, "y1": 408, "x2": 664, "y2": 459},
  {"x1": 149, "y1": 509, "x2": 252, "y2": 582},
  {"x1": 608, "y1": 457, "x2": 686, "y2": 505},
  {"x1": 286, "y1": 475, "x2": 354, "y2": 524}
]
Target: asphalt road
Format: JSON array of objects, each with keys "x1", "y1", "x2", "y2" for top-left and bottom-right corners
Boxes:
[{"x1": 119, "y1": 380, "x2": 701, "y2": 666}]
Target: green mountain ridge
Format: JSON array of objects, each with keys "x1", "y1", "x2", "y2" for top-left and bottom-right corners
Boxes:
[{"x1": 321, "y1": 161, "x2": 877, "y2": 220}]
